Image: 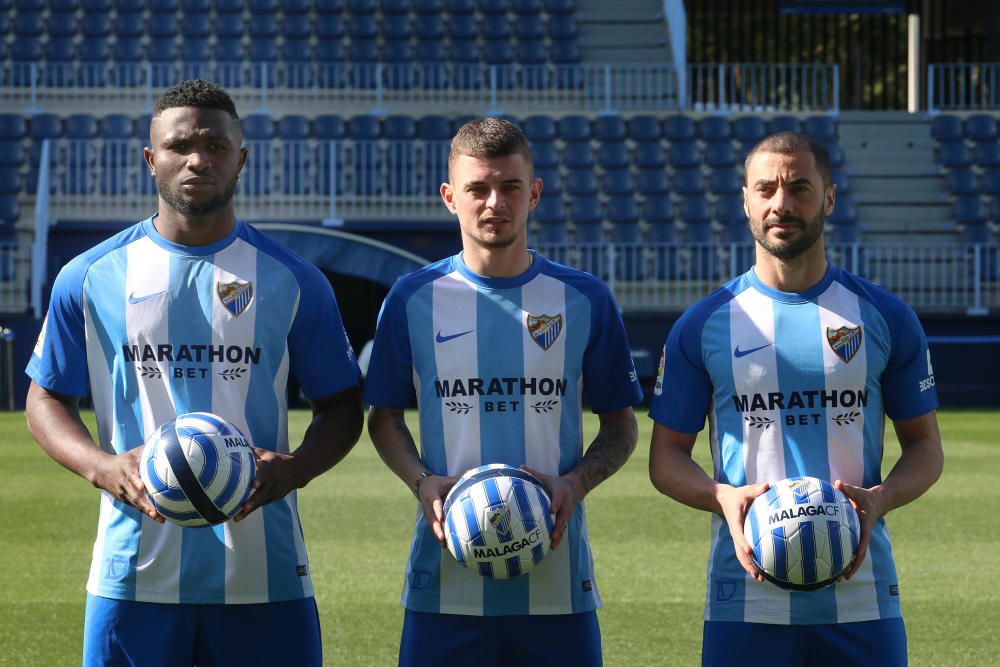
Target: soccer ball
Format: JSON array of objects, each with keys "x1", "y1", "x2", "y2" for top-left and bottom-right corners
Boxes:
[
  {"x1": 743, "y1": 476, "x2": 859, "y2": 591},
  {"x1": 139, "y1": 412, "x2": 256, "y2": 527},
  {"x1": 443, "y1": 464, "x2": 554, "y2": 579}
]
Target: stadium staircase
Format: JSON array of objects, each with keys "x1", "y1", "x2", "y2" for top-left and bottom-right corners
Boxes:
[{"x1": 575, "y1": 0, "x2": 670, "y2": 63}]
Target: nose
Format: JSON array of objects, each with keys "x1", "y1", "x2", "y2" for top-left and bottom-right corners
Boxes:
[
  {"x1": 771, "y1": 185, "x2": 791, "y2": 215},
  {"x1": 485, "y1": 188, "x2": 505, "y2": 210},
  {"x1": 186, "y1": 150, "x2": 210, "y2": 172}
]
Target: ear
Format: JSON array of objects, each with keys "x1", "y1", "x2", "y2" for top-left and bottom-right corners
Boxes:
[
  {"x1": 824, "y1": 183, "x2": 837, "y2": 216},
  {"x1": 528, "y1": 176, "x2": 542, "y2": 210},
  {"x1": 143, "y1": 146, "x2": 155, "y2": 176},
  {"x1": 238, "y1": 146, "x2": 248, "y2": 174},
  {"x1": 742, "y1": 185, "x2": 750, "y2": 219},
  {"x1": 440, "y1": 182, "x2": 457, "y2": 214}
]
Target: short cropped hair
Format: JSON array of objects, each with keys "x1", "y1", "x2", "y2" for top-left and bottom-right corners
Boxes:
[
  {"x1": 153, "y1": 79, "x2": 240, "y2": 121},
  {"x1": 744, "y1": 131, "x2": 832, "y2": 186},
  {"x1": 449, "y1": 117, "x2": 533, "y2": 176}
]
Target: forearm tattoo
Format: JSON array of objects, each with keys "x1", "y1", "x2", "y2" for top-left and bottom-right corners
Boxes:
[{"x1": 575, "y1": 418, "x2": 638, "y2": 495}]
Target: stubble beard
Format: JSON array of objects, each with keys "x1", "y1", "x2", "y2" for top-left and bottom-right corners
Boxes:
[
  {"x1": 751, "y1": 210, "x2": 825, "y2": 261},
  {"x1": 158, "y1": 171, "x2": 240, "y2": 217}
]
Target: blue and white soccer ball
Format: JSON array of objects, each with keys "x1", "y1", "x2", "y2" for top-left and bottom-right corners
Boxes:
[
  {"x1": 443, "y1": 464, "x2": 554, "y2": 579},
  {"x1": 139, "y1": 412, "x2": 256, "y2": 527},
  {"x1": 743, "y1": 476, "x2": 860, "y2": 591}
]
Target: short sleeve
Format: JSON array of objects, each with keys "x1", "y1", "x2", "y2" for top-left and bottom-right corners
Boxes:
[
  {"x1": 881, "y1": 302, "x2": 938, "y2": 420},
  {"x1": 648, "y1": 309, "x2": 715, "y2": 433},
  {"x1": 25, "y1": 260, "x2": 90, "y2": 396},
  {"x1": 362, "y1": 280, "x2": 415, "y2": 408},
  {"x1": 581, "y1": 283, "x2": 643, "y2": 413}
]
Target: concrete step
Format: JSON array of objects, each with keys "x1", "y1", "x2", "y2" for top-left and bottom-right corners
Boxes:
[
  {"x1": 578, "y1": 24, "x2": 666, "y2": 48},
  {"x1": 858, "y1": 202, "x2": 955, "y2": 234},
  {"x1": 863, "y1": 231, "x2": 962, "y2": 244},
  {"x1": 581, "y1": 46, "x2": 671, "y2": 62},
  {"x1": 577, "y1": 0, "x2": 663, "y2": 21},
  {"x1": 849, "y1": 175, "x2": 946, "y2": 204}
]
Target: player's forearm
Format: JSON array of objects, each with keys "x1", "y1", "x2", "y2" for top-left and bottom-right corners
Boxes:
[
  {"x1": 877, "y1": 437, "x2": 944, "y2": 516},
  {"x1": 25, "y1": 382, "x2": 108, "y2": 485},
  {"x1": 288, "y1": 386, "x2": 364, "y2": 488},
  {"x1": 367, "y1": 406, "x2": 427, "y2": 492},
  {"x1": 649, "y1": 445, "x2": 726, "y2": 514},
  {"x1": 569, "y1": 408, "x2": 638, "y2": 500}
]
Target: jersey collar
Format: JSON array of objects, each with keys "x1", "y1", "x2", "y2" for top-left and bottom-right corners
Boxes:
[
  {"x1": 451, "y1": 249, "x2": 542, "y2": 289},
  {"x1": 141, "y1": 214, "x2": 244, "y2": 256},
  {"x1": 746, "y1": 261, "x2": 838, "y2": 304}
]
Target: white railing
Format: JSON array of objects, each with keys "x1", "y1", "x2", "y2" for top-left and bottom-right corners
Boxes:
[
  {"x1": 0, "y1": 61, "x2": 680, "y2": 115},
  {"x1": 928, "y1": 63, "x2": 1000, "y2": 112},
  {"x1": 0, "y1": 61, "x2": 842, "y2": 115},
  {"x1": 534, "y1": 242, "x2": 1000, "y2": 314},
  {"x1": 687, "y1": 63, "x2": 840, "y2": 113}
]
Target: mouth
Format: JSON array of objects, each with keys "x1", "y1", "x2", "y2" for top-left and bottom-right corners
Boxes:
[{"x1": 182, "y1": 179, "x2": 215, "y2": 187}]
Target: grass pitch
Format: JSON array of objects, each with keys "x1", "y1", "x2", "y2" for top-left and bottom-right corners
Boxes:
[{"x1": 0, "y1": 409, "x2": 996, "y2": 666}]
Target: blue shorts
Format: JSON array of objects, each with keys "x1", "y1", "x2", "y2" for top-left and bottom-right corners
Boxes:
[
  {"x1": 399, "y1": 609, "x2": 602, "y2": 667},
  {"x1": 702, "y1": 618, "x2": 907, "y2": 667},
  {"x1": 82, "y1": 594, "x2": 322, "y2": 667}
]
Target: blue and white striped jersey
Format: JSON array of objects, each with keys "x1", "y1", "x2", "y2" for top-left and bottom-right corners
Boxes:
[
  {"x1": 364, "y1": 251, "x2": 643, "y2": 616},
  {"x1": 26, "y1": 215, "x2": 360, "y2": 605},
  {"x1": 649, "y1": 264, "x2": 938, "y2": 625}
]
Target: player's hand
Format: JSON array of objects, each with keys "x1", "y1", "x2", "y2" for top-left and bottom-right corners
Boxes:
[
  {"x1": 93, "y1": 447, "x2": 164, "y2": 523},
  {"x1": 233, "y1": 447, "x2": 298, "y2": 522},
  {"x1": 834, "y1": 480, "x2": 886, "y2": 580},
  {"x1": 717, "y1": 482, "x2": 769, "y2": 581},
  {"x1": 520, "y1": 466, "x2": 584, "y2": 551},
  {"x1": 417, "y1": 473, "x2": 459, "y2": 547}
]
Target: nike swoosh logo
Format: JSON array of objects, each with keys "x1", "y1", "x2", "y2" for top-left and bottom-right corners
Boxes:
[
  {"x1": 435, "y1": 329, "x2": 474, "y2": 343},
  {"x1": 733, "y1": 343, "x2": 773, "y2": 358},
  {"x1": 128, "y1": 290, "x2": 167, "y2": 305}
]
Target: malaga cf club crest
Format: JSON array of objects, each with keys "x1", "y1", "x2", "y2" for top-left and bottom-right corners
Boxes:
[
  {"x1": 827, "y1": 325, "x2": 862, "y2": 363},
  {"x1": 527, "y1": 313, "x2": 563, "y2": 351},
  {"x1": 487, "y1": 506, "x2": 513, "y2": 537},
  {"x1": 217, "y1": 280, "x2": 254, "y2": 318}
]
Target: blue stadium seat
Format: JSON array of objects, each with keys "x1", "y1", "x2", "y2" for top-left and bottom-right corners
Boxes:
[
  {"x1": 0, "y1": 115, "x2": 26, "y2": 141},
  {"x1": 414, "y1": 15, "x2": 445, "y2": 40},
  {"x1": 349, "y1": 40, "x2": 380, "y2": 62},
  {"x1": 216, "y1": 39, "x2": 246, "y2": 61},
  {"x1": 15, "y1": 0, "x2": 45, "y2": 9},
  {"x1": 242, "y1": 115, "x2": 274, "y2": 140},
  {"x1": 315, "y1": 41, "x2": 346, "y2": 62},
  {"x1": 45, "y1": 38, "x2": 77, "y2": 61},
  {"x1": 732, "y1": 116, "x2": 767, "y2": 145},
  {"x1": 663, "y1": 115, "x2": 696, "y2": 143},
  {"x1": 550, "y1": 41, "x2": 581, "y2": 64},
  {"x1": 183, "y1": 0, "x2": 211, "y2": 10},
  {"x1": 250, "y1": 14, "x2": 279, "y2": 38},
  {"x1": 635, "y1": 170, "x2": 669, "y2": 196},
  {"x1": 0, "y1": 156, "x2": 22, "y2": 183},
  {"x1": 315, "y1": 14, "x2": 345, "y2": 39},
  {"x1": 446, "y1": 0, "x2": 474, "y2": 13},
  {"x1": 946, "y1": 169, "x2": 979, "y2": 196},
  {"x1": 134, "y1": 113, "x2": 151, "y2": 139},
  {"x1": 380, "y1": 0, "x2": 409, "y2": 13},
  {"x1": 672, "y1": 167, "x2": 705, "y2": 195},
  {"x1": 827, "y1": 195, "x2": 858, "y2": 225},
  {"x1": 349, "y1": 115, "x2": 381, "y2": 140},
  {"x1": 249, "y1": 40, "x2": 279, "y2": 62},
  {"x1": 180, "y1": 39, "x2": 212, "y2": 62},
  {"x1": 347, "y1": 0, "x2": 376, "y2": 11},
  {"x1": 116, "y1": 11, "x2": 146, "y2": 38},
  {"x1": 938, "y1": 141, "x2": 972, "y2": 169},
  {"x1": 709, "y1": 167, "x2": 743, "y2": 194},
  {"x1": 644, "y1": 195, "x2": 674, "y2": 224},
  {"x1": 216, "y1": 0, "x2": 245, "y2": 11},
  {"x1": 480, "y1": 0, "x2": 508, "y2": 14},
  {"x1": 482, "y1": 15, "x2": 513, "y2": 40},
  {"x1": 447, "y1": 14, "x2": 477, "y2": 40},
  {"x1": 699, "y1": 116, "x2": 731, "y2": 143},
  {"x1": 679, "y1": 196, "x2": 712, "y2": 225},
  {"x1": 448, "y1": 40, "x2": 479, "y2": 62},
  {"x1": 768, "y1": 115, "x2": 801, "y2": 135},
  {"x1": 953, "y1": 195, "x2": 986, "y2": 225},
  {"x1": 633, "y1": 143, "x2": 666, "y2": 170},
  {"x1": 536, "y1": 167, "x2": 561, "y2": 195},
  {"x1": 715, "y1": 194, "x2": 746, "y2": 227},
  {"x1": 668, "y1": 142, "x2": 700, "y2": 169},
  {"x1": 283, "y1": 13, "x2": 312, "y2": 39},
  {"x1": 216, "y1": 14, "x2": 246, "y2": 38},
  {"x1": 49, "y1": 11, "x2": 78, "y2": 37},
  {"x1": 13, "y1": 12, "x2": 44, "y2": 37},
  {"x1": 277, "y1": 115, "x2": 311, "y2": 140},
  {"x1": 115, "y1": 0, "x2": 144, "y2": 10},
  {"x1": 607, "y1": 195, "x2": 640, "y2": 228},
  {"x1": 831, "y1": 168, "x2": 850, "y2": 194},
  {"x1": 383, "y1": 14, "x2": 411, "y2": 39},
  {"x1": 484, "y1": 40, "x2": 515, "y2": 65},
  {"x1": 313, "y1": 115, "x2": 346, "y2": 139},
  {"x1": 803, "y1": 116, "x2": 838, "y2": 144},
  {"x1": 965, "y1": 114, "x2": 998, "y2": 143},
  {"x1": 704, "y1": 143, "x2": 738, "y2": 168},
  {"x1": 565, "y1": 169, "x2": 598, "y2": 196},
  {"x1": 80, "y1": 14, "x2": 111, "y2": 38},
  {"x1": 281, "y1": 39, "x2": 311, "y2": 61},
  {"x1": 0, "y1": 195, "x2": 20, "y2": 224},
  {"x1": 82, "y1": 0, "x2": 112, "y2": 8},
  {"x1": 602, "y1": 169, "x2": 634, "y2": 195},
  {"x1": 348, "y1": 15, "x2": 378, "y2": 39},
  {"x1": 51, "y1": 0, "x2": 80, "y2": 8},
  {"x1": 30, "y1": 114, "x2": 63, "y2": 139},
  {"x1": 532, "y1": 142, "x2": 560, "y2": 169},
  {"x1": 382, "y1": 39, "x2": 414, "y2": 64},
  {"x1": 180, "y1": 14, "x2": 211, "y2": 39},
  {"x1": 513, "y1": 0, "x2": 542, "y2": 11},
  {"x1": 574, "y1": 219, "x2": 605, "y2": 244},
  {"x1": 562, "y1": 142, "x2": 594, "y2": 169},
  {"x1": 315, "y1": 0, "x2": 344, "y2": 11},
  {"x1": 250, "y1": 0, "x2": 278, "y2": 10},
  {"x1": 149, "y1": 0, "x2": 178, "y2": 10},
  {"x1": 547, "y1": 14, "x2": 578, "y2": 39},
  {"x1": 628, "y1": 115, "x2": 662, "y2": 142},
  {"x1": 66, "y1": 114, "x2": 99, "y2": 139},
  {"x1": 523, "y1": 116, "x2": 557, "y2": 143},
  {"x1": 10, "y1": 37, "x2": 42, "y2": 62},
  {"x1": 930, "y1": 114, "x2": 963, "y2": 142},
  {"x1": 515, "y1": 15, "x2": 545, "y2": 39},
  {"x1": 594, "y1": 116, "x2": 626, "y2": 143},
  {"x1": 147, "y1": 39, "x2": 178, "y2": 62},
  {"x1": 148, "y1": 15, "x2": 178, "y2": 38},
  {"x1": 598, "y1": 142, "x2": 630, "y2": 170},
  {"x1": 558, "y1": 115, "x2": 591, "y2": 142},
  {"x1": 981, "y1": 169, "x2": 1000, "y2": 196},
  {"x1": 974, "y1": 142, "x2": 1000, "y2": 167},
  {"x1": 413, "y1": 0, "x2": 442, "y2": 13},
  {"x1": 100, "y1": 114, "x2": 133, "y2": 139},
  {"x1": 544, "y1": 0, "x2": 575, "y2": 13},
  {"x1": 991, "y1": 197, "x2": 1000, "y2": 224},
  {"x1": 534, "y1": 197, "x2": 566, "y2": 224},
  {"x1": 383, "y1": 115, "x2": 416, "y2": 140},
  {"x1": 113, "y1": 39, "x2": 144, "y2": 62},
  {"x1": 824, "y1": 143, "x2": 845, "y2": 168},
  {"x1": 416, "y1": 115, "x2": 451, "y2": 141},
  {"x1": 282, "y1": 0, "x2": 311, "y2": 11}
]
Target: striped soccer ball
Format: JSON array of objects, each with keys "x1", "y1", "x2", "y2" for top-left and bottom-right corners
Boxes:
[
  {"x1": 743, "y1": 476, "x2": 860, "y2": 591},
  {"x1": 139, "y1": 412, "x2": 256, "y2": 527},
  {"x1": 443, "y1": 464, "x2": 554, "y2": 579}
]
